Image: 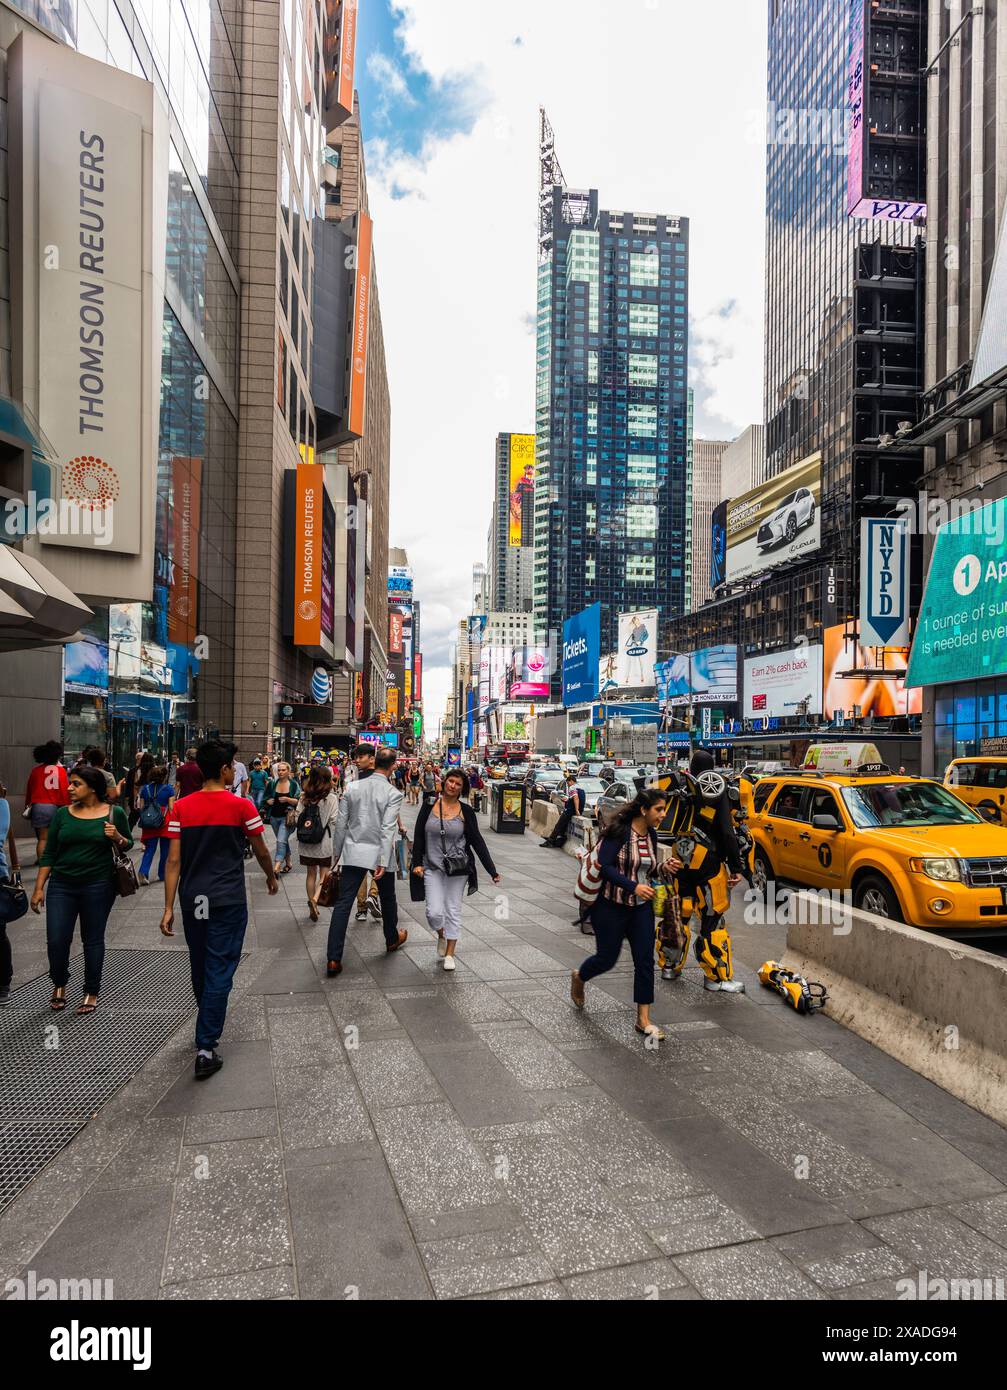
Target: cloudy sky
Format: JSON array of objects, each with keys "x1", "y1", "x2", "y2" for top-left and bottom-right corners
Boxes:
[{"x1": 355, "y1": 0, "x2": 769, "y2": 731}]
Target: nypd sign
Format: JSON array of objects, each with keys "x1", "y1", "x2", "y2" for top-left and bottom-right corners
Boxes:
[{"x1": 860, "y1": 518, "x2": 910, "y2": 648}]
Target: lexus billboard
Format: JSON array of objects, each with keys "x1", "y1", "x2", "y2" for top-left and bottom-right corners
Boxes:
[{"x1": 725, "y1": 452, "x2": 822, "y2": 584}]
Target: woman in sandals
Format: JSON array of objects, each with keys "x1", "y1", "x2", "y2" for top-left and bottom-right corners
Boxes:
[
  {"x1": 411, "y1": 768, "x2": 500, "y2": 971},
  {"x1": 29, "y1": 766, "x2": 132, "y2": 1016},
  {"x1": 263, "y1": 761, "x2": 300, "y2": 876},
  {"x1": 296, "y1": 764, "x2": 339, "y2": 921},
  {"x1": 570, "y1": 788, "x2": 668, "y2": 1042}
]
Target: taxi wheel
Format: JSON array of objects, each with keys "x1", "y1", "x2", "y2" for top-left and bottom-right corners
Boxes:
[
  {"x1": 751, "y1": 848, "x2": 773, "y2": 901},
  {"x1": 855, "y1": 874, "x2": 903, "y2": 923}
]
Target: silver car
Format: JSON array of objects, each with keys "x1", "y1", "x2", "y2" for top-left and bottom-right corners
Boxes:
[
  {"x1": 550, "y1": 777, "x2": 608, "y2": 819},
  {"x1": 756, "y1": 487, "x2": 816, "y2": 551},
  {"x1": 595, "y1": 775, "x2": 648, "y2": 831}
]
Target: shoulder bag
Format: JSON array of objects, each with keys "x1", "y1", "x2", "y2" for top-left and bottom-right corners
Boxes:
[
  {"x1": 109, "y1": 808, "x2": 138, "y2": 897},
  {"x1": 438, "y1": 802, "x2": 470, "y2": 878},
  {"x1": 0, "y1": 822, "x2": 29, "y2": 923},
  {"x1": 316, "y1": 865, "x2": 340, "y2": 908}
]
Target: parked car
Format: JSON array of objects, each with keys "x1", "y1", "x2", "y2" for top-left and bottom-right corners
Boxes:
[
  {"x1": 595, "y1": 774, "x2": 648, "y2": 831},
  {"x1": 756, "y1": 487, "x2": 816, "y2": 551},
  {"x1": 525, "y1": 768, "x2": 565, "y2": 803},
  {"x1": 551, "y1": 777, "x2": 608, "y2": 818}
]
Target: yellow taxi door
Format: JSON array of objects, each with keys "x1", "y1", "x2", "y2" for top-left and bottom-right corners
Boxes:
[
  {"x1": 763, "y1": 783, "x2": 811, "y2": 880},
  {"x1": 799, "y1": 788, "x2": 848, "y2": 889}
]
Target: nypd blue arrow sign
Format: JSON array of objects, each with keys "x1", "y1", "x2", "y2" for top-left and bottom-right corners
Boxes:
[{"x1": 860, "y1": 518, "x2": 910, "y2": 648}]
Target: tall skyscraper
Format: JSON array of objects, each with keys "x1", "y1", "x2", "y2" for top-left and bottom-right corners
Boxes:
[
  {"x1": 535, "y1": 110, "x2": 690, "y2": 691},
  {"x1": 690, "y1": 438, "x2": 730, "y2": 611},
  {"x1": 488, "y1": 432, "x2": 535, "y2": 613}
]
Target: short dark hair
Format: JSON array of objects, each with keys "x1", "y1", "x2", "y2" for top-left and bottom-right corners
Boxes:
[
  {"x1": 353, "y1": 743, "x2": 376, "y2": 761},
  {"x1": 375, "y1": 747, "x2": 397, "y2": 772},
  {"x1": 85, "y1": 746, "x2": 106, "y2": 769},
  {"x1": 33, "y1": 740, "x2": 63, "y2": 765},
  {"x1": 196, "y1": 739, "x2": 237, "y2": 780},
  {"x1": 69, "y1": 765, "x2": 109, "y2": 802}
]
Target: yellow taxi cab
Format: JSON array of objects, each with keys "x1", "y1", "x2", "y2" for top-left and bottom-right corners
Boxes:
[
  {"x1": 748, "y1": 744, "x2": 1007, "y2": 933},
  {"x1": 943, "y1": 758, "x2": 1007, "y2": 824}
]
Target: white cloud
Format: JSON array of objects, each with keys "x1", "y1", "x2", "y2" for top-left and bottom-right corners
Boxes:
[
  {"x1": 366, "y1": 50, "x2": 417, "y2": 116},
  {"x1": 369, "y1": 0, "x2": 768, "y2": 732}
]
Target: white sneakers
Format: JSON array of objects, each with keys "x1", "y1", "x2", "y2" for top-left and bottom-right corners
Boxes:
[
  {"x1": 442, "y1": 956, "x2": 456, "y2": 972},
  {"x1": 437, "y1": 933, "x2": 448, "y2": 958},
  {"x1": 703, "y1": 978, "x2": 746, "y2": 993}
]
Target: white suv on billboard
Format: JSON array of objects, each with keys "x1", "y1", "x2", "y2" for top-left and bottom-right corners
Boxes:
[{"x1": 756, "y1": 487, "x2": 816, "y2": 552}]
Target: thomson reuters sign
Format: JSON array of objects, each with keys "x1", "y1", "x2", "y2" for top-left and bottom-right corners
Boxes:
[
  {"x1": 294, "y1": 465, "x2": 323, "y2": 648},
  {"x1": 347, "y1": 213, "x2": 372, "y2": 438}
]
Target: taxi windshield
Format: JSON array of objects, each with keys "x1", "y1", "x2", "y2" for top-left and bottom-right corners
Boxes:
[{"x1": 841, "y1": 781, "x2": 981, "y2": 828}]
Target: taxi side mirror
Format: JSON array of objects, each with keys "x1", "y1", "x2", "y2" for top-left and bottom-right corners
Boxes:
[
  {"x1": 812, "y1": 814, "x2": 842, "y2": 832},
  {"x1": 977, "y1": 804, "x2": 999, "y2": 824}
]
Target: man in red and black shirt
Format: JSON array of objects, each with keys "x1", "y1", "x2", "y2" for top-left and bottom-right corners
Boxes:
[{"x1": 161, "y1": 739, "x2": 277, "y2": 1079}]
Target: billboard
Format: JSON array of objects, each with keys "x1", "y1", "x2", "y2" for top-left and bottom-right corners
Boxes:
[
  {"x1": 846, "y1": 0, "x2": 926, "y2": 222},
  {"x1": 907, "y1": 497, "x2": 1007, "y2": 689},
  {"x1": 725, "y1": 452, "x2": 822, "y2": 583},
  {"x1": 616, "y1": 609, "x2": 658, "y2": 689},
  {"x1": 509, "y1": 645, "x2": 550, "y2": 700},
  {"x1": 743, "y1": 644, "x2": 823, "y2": 719},
  {"x1": 824, "y1": 625, "x2": 922, "y2": 718},
  {"x1": 563, "y1": 603, "x2": 601, "y2": 707},
  {"x1": 599, "y1": 651, "x2": 618, "y2": 694},
  {"x1": 167, "y1": 457, "x2": 201, "y2": 647},
  {"x1": 346, "y1": 212, "x2": 372, "y2": 439},
  {"x1": 293, "y1": 464, "x2": 325, "y2": 650},
  {"x1": 508, "y1": 433, "x2": 536, "y2": 548},
  {"x1": 860, "y1": 517, "x2": 911, "y2": 649},
  {"x1": 389, "y1": 609, "x2": 403, "y2": 654},
  {"x1": 656, "y1": 646, "x2": 738, "y2": 708},
  {"x1": 64, "y1": 637, "x2": 108, "y2": 694},
  {"x1": 711, "y1": 501, "x2": 728, "y2": 590}
]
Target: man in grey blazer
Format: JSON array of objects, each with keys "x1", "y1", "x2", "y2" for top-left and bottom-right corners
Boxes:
[{"x1": 326, "y1": 746, "x2": 407, "y2": 976}]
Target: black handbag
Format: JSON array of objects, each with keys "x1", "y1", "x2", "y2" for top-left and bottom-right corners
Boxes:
[
  {"x1": 438, "y1": 803, "x2": 470, "y2": 878},
  {"x1": 109, "y1": 809, "x2": 138, "y2": 898},
  {"x1": 0, "y1": 826, "x2": 28, "y2": 922}
]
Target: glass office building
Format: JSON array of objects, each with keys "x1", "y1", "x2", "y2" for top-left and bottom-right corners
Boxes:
[
  {"x1": 2, "y1": 0, "x2": 242, "y2": 763},
  {"x1": 534, "y1": 180, "x2": 690, "y2": 686}
]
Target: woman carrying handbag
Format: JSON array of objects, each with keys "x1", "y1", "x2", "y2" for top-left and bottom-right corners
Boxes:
[
  {"x1": 30, "y1": 766, "x2": 132, "y2": 1016},
  {"x1": 262, "y1": 762, "x2": 300, "y2": 875},
  {"x1": 410, "y1": 768, "x2": 500, "y2": 972},
  {"x1": 0, "y1": 780, "x2": 29, "y2": 1004}
]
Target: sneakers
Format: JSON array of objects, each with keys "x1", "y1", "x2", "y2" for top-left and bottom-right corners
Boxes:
[
  {"x1": 194, "y1": 1051, "x2": 223, "y2": 1080},
  {"x1": 367, "y1": 898, "x2": 383, "y2": 921},
  {"x1": 437, "y1": 933, "x2": 448, "y2": 958},
  {"x1": 354, "y1": 910, "x2": 368, "y2": 922},
  {"x1": 0, "y1": 986, "x2": 10, "y2": 1005},
  {"x1": 661, "y1": 966, "x2": 678, "y2": 982},
  {"x1": 137, "y1": 872, "x2": 150, "y2": 886},
  {"x1": 703, "y1": 978, "x2": 746, "y2": 994},
  {"x1": 442, "y1": 956, "x2": 456, "y2": 972}
]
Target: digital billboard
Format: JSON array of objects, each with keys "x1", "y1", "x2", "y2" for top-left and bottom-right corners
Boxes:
[
  {"x1": 906, "y1": 497, "x2": 1007, "y2": 689},
  {"x1": 508, "y1": 645, "x2": 550, "y2": 700},
  {"x1": 64, "y1": 638, "x2": 109, "y2": 694},
  {"x1": 725, "y1": 452, "x2": 822, "y2": 583},
  {"x1": 563, "y1": 603, "x2": 601, "y2": 708},
  {"x1": 656, "y1": 645, "x2": 738, "y2": 708},
  {"x1": 711, "y1": 501, "x2": 728, "y2": 591},
  {"x1": 743, "y1": 643, "x2": 823, "y2": 719},
  {"x1": 508, "y1": 434, "x2": 535, "y2": 548},
  {"x1": 824, "y1": 625, "x2": 921, "y2": 718},
  {"x1": 616, "y1": 609, "x2": 658, "y2": 690}
]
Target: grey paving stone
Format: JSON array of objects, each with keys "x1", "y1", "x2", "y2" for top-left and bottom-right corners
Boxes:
[
  {"x1": 950, "y1": 1192, "x2": 1007, "y2": 1250},
  {"x1": 27, "y1": 1186, "x2": 174, "y2": 1300},
  {"x1": 421, "y1": 1045, "x2": 542, "y2": 1127},
  {"x1": 480, "y1": 1027, "x2": 589, "y2": 1089},
  {"x1": 647, "y1": 1193, "x2": 760, "y2": 1255},
  {"x1": 460, "y1": 950, "x2": 531, "y2": 982},
  {"x1": 438, "y1": 982, "x2": 519, "y2": 1025},
  {"x1": 372, "y1": 1103, "x2": 501, "y2": 1216},
  {"x1": 164, "y1": 1137, "x2": 291, "y2": 1283},
  {"x1": 152, "y1": 1040, "x2": 275, "y2": 1115},
  {"x1": 184, "y1": 1109, "x2": 278, "y2": 1144},
  {"x1": 286, "y1": 1149, "x2": 431, "y2": 1300},
  {"x1": 349, "y1": 1038, "x2": 442, "y2": 1108},
  {"x1": 494, "y1": 941, "x2": 570, "y2": 974},
  {"x1": 770, "y1": 1222, "x2": 914, "y2": 1290},
  {"x1": 267, "y1": 1007, "x2": 345, "y2": 1069},
  {"x1": 469, "y1": 1280, "x2": 569, "y2": 1299},
  {"x1": 563, "y1": 1257, "x2": 690, "y2": 1300},
  {"x1": 326, "y1": 986, "x2": 402, "y2": 1032},
  {"x1": 676, "y1": 1240, "x2": 824, "y2": 1300},
  {"x1": 563, "y1": 1044, "x2": 709, "y2": 1121},
  {"x1": 418, "y1": 1225, "x2": 555, "y2": 1298},
  {"x1": 263, "y1": 991, "x2": 329, "y2": 1012},
  {"x1": 92, "y1": 1117, "x2": 184, "y2": 1190},
  {"x1": 408, "y1": 1203, "x2": 526, "y2": 1244},
  {"x1": 276, "y1": 1063, "x2": 372, "y2": 1151},
  {"x1": 160, "y1": 1265, "x2": 296, "y2": 1299},
  {"x1": 386, "y1": 990, "x2": 483, "y2": 1046},
  {"x1": 863, "y1": 1207, "x2": 1007, "y2": 1283},
  {"x1": 244, "y1": 958, "x2": 324, "y2": 995},
  {"x1": 220, "y1": 997, "x2": 269, "y2": 1040}
]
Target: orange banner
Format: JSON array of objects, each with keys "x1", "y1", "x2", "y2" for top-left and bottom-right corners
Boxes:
[
  {"x1": 348, "y1": 213, "x2": 372, "y2": 438},
  {"x1": 387, "y1": 687, "x2": 399, "y2": 721},
  {"x1": 294, "y1": 464, "x2": 324, "y2": 649},
  {"x1": 168, "y1": 456, "x2": 201, "y2": 647},
  {"x1": 337, "y1": 0, "x2": 359, "y2": 117}
]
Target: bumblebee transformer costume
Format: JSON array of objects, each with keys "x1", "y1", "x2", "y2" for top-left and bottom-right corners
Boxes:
[{"x1": 654, "y1": 750, "x2": 754, "y2": 994}]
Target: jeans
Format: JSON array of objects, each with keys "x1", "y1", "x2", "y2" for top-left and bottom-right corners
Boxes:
[
  {"x1": 423, "y1": 868, "x2": 467, "y2": 941},
  {"x1": 327, "y1": 866, "x2": 399, "y2": 961},
  {"x1": 271, "y1": 816, "x2": 292, "y2": 863},
  {"x1": 546, "y1": 806, "x2": 575, "y2": 845},
  {"x1": 0, "y1": 921, "x2": 11, "y2": 990},
  {"x1": 251, "y1": 788, "x2": 265, "y2": 811},
  {"x1": 181, "y1": 898, "x2": 248, "y2": 1051},
  {"x1": 45, "y1": 875, "x2": 116, "y2": 995},
  {"x1": 579, "y1": 894, "x2": 655, "y2": 1005},
  {"x1": 140, "y1": 837, "x2": 171, "y2": 881}
]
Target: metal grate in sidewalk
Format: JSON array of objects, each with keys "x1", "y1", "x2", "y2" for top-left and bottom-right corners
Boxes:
[{"x1": 0, "y1": 949, "x2": 197, "y2": 1214}]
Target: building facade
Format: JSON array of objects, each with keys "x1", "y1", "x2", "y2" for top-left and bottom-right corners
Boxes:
[
  {"x1": 721, "y1": 423, "x2": 765, "y2": 500},
  {"x1": 488, "y1": 431, "x2": 534, "y2": 614},
  {"x1": 535, "y1": 116, "x2": 690, "y2": 693},
  {"x1": 690, "y1": 438, "x2": 730, "y2": 610}
]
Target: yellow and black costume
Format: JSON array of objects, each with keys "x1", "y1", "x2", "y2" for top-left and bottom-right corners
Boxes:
[{"x1": 654, "y1": 750, "x2": 753, "y2": 994}]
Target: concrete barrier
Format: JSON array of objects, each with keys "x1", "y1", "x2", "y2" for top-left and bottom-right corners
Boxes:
[
  {"x1": 785, "y1": 903, "x2": 1007, "y2": 1127},
  {"x1": 529, "y1": 800, "x2": 559, "y2": 837}
]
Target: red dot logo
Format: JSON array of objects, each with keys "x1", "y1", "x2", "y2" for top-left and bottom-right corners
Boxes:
[{"x1": 63, "y1": 456, "x2": 120, "y2": 512}]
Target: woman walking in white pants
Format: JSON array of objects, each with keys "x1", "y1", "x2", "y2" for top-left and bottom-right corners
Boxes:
[{"x1": 410, "y1": 769, "x2": 500, "y2": 971}]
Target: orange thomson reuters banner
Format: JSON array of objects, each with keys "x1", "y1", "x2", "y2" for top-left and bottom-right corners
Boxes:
[
  {"x1": 337, "y1": 0, "x2": 359, "y2": 118},
  {"x1": 294, "y1": 464, "x2": 324, "y2": 649},
  {"x1": 168, "y1": 456, "x2": 202, "y2": 647},
  {"x1": 348, "y1": 212, "x2": 372, "y2": 439}
]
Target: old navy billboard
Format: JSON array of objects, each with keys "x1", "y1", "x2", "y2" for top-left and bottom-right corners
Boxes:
[{"x1": 562, "y1": 603, "x2": 601, "y2": 708}]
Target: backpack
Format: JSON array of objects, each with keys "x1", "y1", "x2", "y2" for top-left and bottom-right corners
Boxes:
[
  {"x1": 574, "y1": 843, "x2": 603, "y2": 906},
  {"x1": 138, "y1": 786, "x2": 166, "y2": 832},
  {"x1": 296, "y1": 801, "x2": 327, "y2": 845}
]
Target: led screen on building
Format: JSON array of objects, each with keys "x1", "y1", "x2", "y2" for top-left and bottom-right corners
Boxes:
[
  {"x1": 743, "y1": 644, "x2": 823, "y2": 719},
  {"x1": 726, "y1": 452, "x2": 822, "y2": 584},
  {"x1": 824, "y1": 625, "x2": 922, "y2": 718},
  {"x1": 657, "y1": 646, "x2": 738, "y2": 708},
  {"x1": 508, "y1": 434, "x2": 536, "y2": 548}
]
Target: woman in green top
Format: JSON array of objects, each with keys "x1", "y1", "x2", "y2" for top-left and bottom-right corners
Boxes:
[{"x1": 30, "y1": 766, "x2": 132, "y2": 1015}]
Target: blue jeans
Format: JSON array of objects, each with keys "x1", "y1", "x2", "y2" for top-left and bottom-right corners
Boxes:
[
  {"x1": 181, "y1": 898, "x2": 248, "y2": 1051},
  {"x1": 580, "y1": 895, "x2": 655, "y2": 1006},
  {"x1": 140, "y1": 837, "x2": 171, "y2": 881},
  {"x1": 46, "y1": 875, "x2": 116, "y2": 995},
  {"x1": 270, "y1": 816, "x2": 292, "y2": 864}
]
